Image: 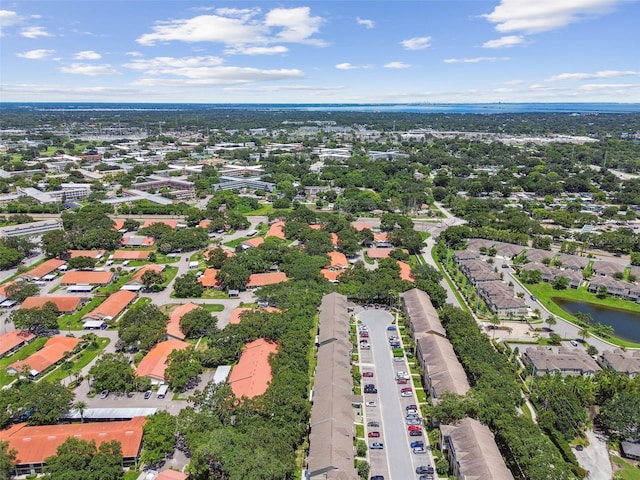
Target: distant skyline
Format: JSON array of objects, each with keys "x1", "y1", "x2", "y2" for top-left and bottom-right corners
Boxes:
[{"x1": 1, "y1": 1, "x2": 639, "y2": 104}]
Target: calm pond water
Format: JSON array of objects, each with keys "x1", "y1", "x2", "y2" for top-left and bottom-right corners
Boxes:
[{"x1": 553, "y1": 298, "x2": 640, "y2": 343}]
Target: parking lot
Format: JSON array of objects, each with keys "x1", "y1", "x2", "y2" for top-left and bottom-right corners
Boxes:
[{"x1": 357, "y1": 308, "x2": 438, "y2": 480}]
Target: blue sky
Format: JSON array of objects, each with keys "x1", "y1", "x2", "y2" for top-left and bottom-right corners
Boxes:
[{"x1": 1, "y1": 0, "x2": 639, "y2": 103}]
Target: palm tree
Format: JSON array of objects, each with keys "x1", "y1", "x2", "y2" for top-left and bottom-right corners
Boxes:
[
  {"x1": 579, "y1": 327, "x2": 591, "y2": 341},
  {"x1": 489, "y1": 314, "x2": 501, "y2": 339},
  {"x1": 546, "y1": 315, "x2": 557, "y2": 331},
  {"x1": 74, "y1": 401, "x2": 87, "y2": 423}
]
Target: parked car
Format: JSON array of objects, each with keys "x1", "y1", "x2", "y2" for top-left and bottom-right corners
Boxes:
[
  {"x1": 386, "y1": 325, "x2": 396, "y2": 331},
  {"x1": 144, "y1": 390, "x2": 152, "y2": 399},
  {"x1": 409, "y1": 430, "x2": 423, "y2": 437},
  {"x1": 369, "y1": 442, "x2": 384, "y2": 450},
  {"x1": 396, "y1": 371, "x2": 410, "y2": 380},
  {"x1": 406, "y1": 404, "x2": 417, "y2": 411},
  {"x1": 408, "y1": 425, "x2": 421, "y2": 432},
  {"x1": 367, "y1": 421, "x2": 380, "y2": 428},
  {"x1": 396, "y1": 378, "x2": 408, "y2": 384},
  {"x1": 406, "y1": 418, "x2": 422, "y2": 425},
  {"x1": 416, "y1": 465, "x2": 435, "y2": 475},
  {"x1": 406, "y1": 408, "x2": 418, "y2": 415},
  {"x1": 410, "y1": 441, "x2": 424, "y2": 448},
  {"x1": 368, "y1": 431, "x2": 381, "y2": 438},
  {"x1": 418, "y1": 475, "x2": 434, "y2": 480},
  {"x1": 401, "y1": 390, "x2": 413, "y2": 397},
  {"x1": 570, "y1": 340, "x2": 579, "y2": 347},
  {"x1": 370, "y1": 476, "x2": 384, "y2": 480},
  {"x1": 99, "y1": 390, "x2": 110, "y2": 399},
  {"x1": 362, "y1": 371, "x2": 374, "y2": 377},
  {"x1": 413, "y1": 446, "x2": 427, "y2": 454},
  {"x1": 366, "y1": 401, "x2": 377, "y2": 407}
]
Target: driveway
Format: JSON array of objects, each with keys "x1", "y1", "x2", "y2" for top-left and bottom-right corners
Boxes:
[{"x1": 574, "y1": 430, "x2": 612, "y2": 480}]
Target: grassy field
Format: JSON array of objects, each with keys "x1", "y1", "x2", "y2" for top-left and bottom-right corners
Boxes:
[
  {"x1": 57, "y1": 297, "x2": 106, "y2": 331},
  {"x1": 0, "y1": 337, "x2": 48, "y2": 386},
  {"x1": 201, "y1": 303, "x2": 224, "y2": 312},
  {"x1": 611, "y1": 455, "x2": 640, "y2": 480},
  {"x1": 526, "y1": 282, "x2": 640, "y2": 348},
  {"x1": 41, "y1": 337, "x2": 110, "y2": 384},
  {"x1": 201, "y1": 289, "x2": 231, "y2": 299}
]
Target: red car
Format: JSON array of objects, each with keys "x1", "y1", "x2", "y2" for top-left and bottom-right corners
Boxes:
[
  {"x1": 368, "y1": 431, "x2": 381, "y2": 438},
  {"x1": 408, "y1": 425, "x2": 421, "y2": 432},
  {"x1": 396, "y1": 378, "x2": 408, "y2": 384},
  {"x1": 363, "y1": 372, "x2": 374, "y2": 378}
]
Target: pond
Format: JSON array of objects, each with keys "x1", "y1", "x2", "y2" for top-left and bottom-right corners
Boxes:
[{"x1": 553, "y1": 297, "x2": 640, "y2": 343}]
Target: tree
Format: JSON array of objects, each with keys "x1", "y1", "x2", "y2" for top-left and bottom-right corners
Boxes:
[
  {"x1": 165, "y1": 348, "x2": 203, "y2": 392},
  {"x1": 141, "y1": 270, "x2": 164, "y2": 292},
  {"x1": 141, "y1": 411, "x2": 177, "y2": 467},
  {"x1": 179, "y1": 308, "x2": 217, "y2": 338},
  {"x1": 9, "y1": 301, "x2": 59, "y2": 333},
  {"x1": 43, "y1": 437, "x2": 123, "y2": 480},
  {"x1": 5, "y1": 281, "x2": 39, "y2": 303},
  {"x1": 122, "y1": 219, "x2": 140, "y2": 231},
  {"x1": 217, "y1": 260, "x2": 250, "y2": 291},
  {"x1": 118, "y1": 304, "x2": 168, "y2": 351},
  {"x1": 0, "y1": 440, "x2": 17, "y2": 479},
  {"x1": 67, "y1": 256, "x2": 96, "y2": 270},
  {"x1": 174, "y1": 272, "x2": 204, "y2": 298},
  {"x1": 41, "y1": 230, "x2": 69, "y2": 258},
  {"x1": 0, "y1": 245, "x2": 24, "y2": 270},
  {"x1": 596, "y1": 285, "x2": 608, "y2": 299},
  {"x1": 548, "y1": 333, "x2": 562, "y2": 345},
  {"x1": 206, "y1": 247, "x2": 229, "y2": 269},
  {"x1": 552, "y1": 276, "x2": 569, "y2": 290},
  {"x1": 546, "y1": 315, "x2": 557, "y2": 331},
  {"x1": 73, "y1": 401, "x2": 87, "y2": 423},
  {"x1": 599, "y1": 391, "x2": 640, "y2": 440},
  {"x1": 24, "y1": 382, "x2": 74, "y2": 425},
  {"x1": 88, "y1": 353, "x2": 136, "y2": 393},
  {"x1": 578, "y1": 327, "x2": 591, "y2": 341}
]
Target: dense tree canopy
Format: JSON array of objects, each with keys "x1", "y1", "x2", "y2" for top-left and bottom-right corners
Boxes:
[{"x1": 118, "y1": 304, "x2": 168, "y2": 351}]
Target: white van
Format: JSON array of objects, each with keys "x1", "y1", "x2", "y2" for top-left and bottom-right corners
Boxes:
[{"x1": 157, "y1": 385, "x2": 169, "y2": 399}]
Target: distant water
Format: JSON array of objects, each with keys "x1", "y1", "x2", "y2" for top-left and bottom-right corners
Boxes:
[{"x1": 2, "y1": 102, "x2": 640, "y2": 114}]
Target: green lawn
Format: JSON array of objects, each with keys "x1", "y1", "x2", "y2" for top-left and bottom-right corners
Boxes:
[
  {"x1": 526, "y1": 282, "x2": 640, "y2": 348},
  {"x1": 158, "y1": 266, "x2": 178, "y2": 288},
  {"x1": 611, "y1": 455, "x2": 640, "y2": 480},
  {"x1": 41, "y1": 337, "x2": 110, "y2": 384},
  {"x1": 155, "y1": 253, "x2": 180, "y2": 264},
  {"x1": 58, "y1": 297, "x2": 107, "y2": 331},
  {"x1": 201, "y1": 303, "x2": 224, "y2": 312},
  {"x1": 123, "y1": 470, "x2": 141, "y2": 480},
  {"x1": 355, "y1": 424, "x2": 364, "y2": 438},
  {"x1": 0, "y1": 337, "x2": 48, "y2": 386},
  {"x1": 201, "y1": 289, "x2": 231, "y2": 299},
  {"x1": 224, "y1": 237, "x2": 252, "y2": 248}
]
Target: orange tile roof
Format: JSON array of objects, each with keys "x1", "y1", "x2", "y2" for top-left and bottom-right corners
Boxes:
[
  {"x1": 242, "y1": 237, "x2": 264, "y2": 248},
  {"x1": 143, "y1": 220, "x2": 178, "y2": 229},
  {"x1": 60, "y1": 271, "x2": 114, "y2": 285},
  {"x1": 205, "y1": 248, "x2": 234, "y2": 260},
  {"x1": 83, "y1": 290, "x2": 137, "y2": 321},
  {"x1": 129, "y1": 264, "x2": 165, "y2": 284},
  {"x1": 113, "y1": 250, "x2": 152, "y2": 260},
  {"x1": 113, "y1": 219, "x2": 125, "y2": 231},
  {"x1": 0, "y1": 281, "x2": 17, "y2": 297},
  {"x1": 330, "y1": 232, "x2": 339, "y2": 246},
  {"x1": 373, "y1": 232, "x2": 389, "y2": 242},
  {"x1": 198, "y1": 220, "x2": 211, "y2": 229},
  {"x1": 20, "y1": 259, "x2": 66, "y2": 280},
  {"x1": 20, "y1": 296, "x2": 82, "y2": 313},
  {"x1": 327, "y1": 251, "x2": 349, "y2": 268},
  {"x1": 0, "y1": 417, "x2": 145, "y2": 465},
  {"x1": 228, "y1": 307, "x2": 280, "y2": 325},
  {"x1": 121, "y1": 236, "x2": 156, "y2": 247},
  {"x1": 321, "y1": 269, "x2": 343, "y2": 282},
  {"x1": 266, "y1": 221, "x2": 286, "y2": 239},
  {"x1": 157, "y1": 471, "x2": 188, "y2": 480},
  {"x1": 0, "y1": 331, "x2": 35, "y2": 357},
  {"x1": 8, "y1": 336, "x2": 82, "y2": 375},
  {"x1": 199, "y1": 268, "x2": 220, "y2": 288},
  {"x1": 352, "y1": 223, "x2": 374, "y2": 231},
  {"x1": 397, "y1": 261, "x2": 415, "y2": 282},
  {"x1": 367, "y1": 248, "x2": 392, "y2": 259},
  {"x1": 135, "y1": 339, "x2": 190, "y2": 381},
  {"x1": 68, "y1": 250, "x2": 106, "y2": 259},
  {"x1": 228, "y1": 339, "x2": 278, "y2": 399},
  {"x1": 167, "y1": 303, "x2": 200, "y2": 340},
  {"x1": 309, "y1": 224, "x2": 323, "y2": 230},
  {"x1": 246, "y1": 272, "x2": 288, "y2": 287}
]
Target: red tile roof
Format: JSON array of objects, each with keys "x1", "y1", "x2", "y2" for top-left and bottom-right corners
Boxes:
[
  {"x1": 242, "y1": 237, "x2": 264, "y2": 248},
  {"x1": 113, "y1": 219, "x2": 125, "y2": 231},
  {"x1": 246, "y1": 272, "x2": 288, "y2": 287},
  {"x1": 8, "y1": 336, "x2": 82, "y2": 375},
  {"x1": 0, "y1": 281, "x2": 17, "y2": 297},
  {"x1": 143, "y1": 220, "x2": 178, "y2": 229},
  {"x1": 0, "y1": 417, "x2": 145, "y2": 466},
  {"x1": 60, "y1": 271, "x2": 114, "y2": 285},
  {"x1": 135, "y1": 339, "x2": 190, "y2": 381},
  {"x1": 373, "y1": 232, "x2": 388, "y2": 242},
  {"x1": 128, "y1": 264, "x2": 165, "y2": 284},
  {"x1": 228, "y1": 339, "x2": 278, "y2": 399},
  {"x1": 20, "y1": 259, "x2": 66, "y2": 280},
  {"x1": 330, "y1": 232, "x2": 339, "y2": 246},
  {"x1": 309, "y1": 224, "x2": 323, "y2": 230},
  {"x1": 20, "y1": 296, "x2": 82, "y2": 313},
  {"x1": 321, "y1": 269, "x2": 343, "y2": 282},
  {"x1": 397, "y1": 261, "x2": 415, "y2": 282},
  {"x1": 228, "y1": 307, "x2": 280, "y2": 325},
  {"x1": 266, "y1": 221, "x2": 286, "y2": 239},
  {"x1": 113, "y1": 249, "x2": 152, "y2": 260},
  {"x1": 352, "y1": 223, "x2": 374, "y2": 231},
  {"x1": 157, "y1": 471, "x2": 188, "y2": 480},
  {"x1": 0, "y1": 331, "x2": 35, "y2": 358},
  {"x1": 367, "y1": 248, "x2": 392, "y2": 259},
  {"x1": 198, "y1": 220, "x2": 211, "y2": 229},
  {"x1": 199, "y1": 268, "x2": 220, "y2": 288},
  {"x1": 68, "y1": 250, "x2": 106, "y2": 259},
  {"x1": 327, "y1": 251, "x2": 349, "y2": 269},
  {"x1": 83, "y1": 290, "x2": 137, "y2": 321},
  {"x1": 167, "y1": 303, "x2": 200, "y2": 340}
]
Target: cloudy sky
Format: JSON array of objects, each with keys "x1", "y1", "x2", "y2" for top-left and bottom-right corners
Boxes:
[{"x1": 1, "y1": 0, "x2": 639, "y2": 103}]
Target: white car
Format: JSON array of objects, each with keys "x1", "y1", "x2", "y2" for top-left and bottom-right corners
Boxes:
[{"x1": 366, "y1": 401, "x2": 377, "y2": 407}]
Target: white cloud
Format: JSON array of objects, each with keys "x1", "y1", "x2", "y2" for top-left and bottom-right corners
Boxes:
[
  {"x1": 137, "y1": 6, "x2": 325, "y2": 48},
  {"x1": 225, "y1": 45, "x2": 288, "y2": 55},
  {"x1": 123, "y1": 55, "x2": 224, "y2": 73},
  {"x1": 16, "y1": 49, "x2": 54, "y2": 60},
  {"x1": 384, "y1": 61, "x2": 411, "y2": 69},
  {"x1": 335, "y1": 62, "x2": 367, "y2": 70},
  {"x1": 126, "y1": 51, "x2": 143, "y2": 57},
  {"x1": 578, "y1": 83, "x2": 640, "y2": 91},
  {"x1": 482, "y1": 0, "x2": 624, "y2": 34},
  {"x1": 401, "y1": 36, "x2": 432, "y2": 50},
  {"x1": 226, "y1": 84, "x2": 344, "y2": 93},
  {"x1": 60, "y1": 63, "x2": 121, "y2": 76},
  {"x1": 0, "y1": 83, "x2": 142, "y2": 97},
  {"x1": 74, "y1": 50, "x2": 102, "y2": 60},
  {"x1": 20, "y1": 26, "x2": 53, "y2": 38},
  {"x1": 482, "y1": 35, "x2": 525, "y2": 48},
  {"x1": 0, "y1": 9, "x2": 20, "y2": 36},
  {"x1": 505, "y1": 79, "x2": 526, "y2": 85},
  {"x1": 444, "y1": 56, "x2": 509, "y2": 64},
  {"x1": 546, "y1": 70, "x2": 639, "y2": 81},
  {"x1": 357, "y1": 17, "x2": 375, "y2": 29},
  {"x1": 131, "y1": 66, "x2": 305, "y2": 86}
]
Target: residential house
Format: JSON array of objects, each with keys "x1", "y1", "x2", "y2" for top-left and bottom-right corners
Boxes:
[
  {"x1": 167, "y1": 303, "x2": 200, "y2": 340},
  {"x1": 465, "y1": 238, "x2": 496, "y2": 252},
  {"x1": 401, "y1": 288, "x2": 446, "y2": 339},
  {"x1": 599, "y1": 349, "x2": 640, "y2": 378},
  {"x1": 523, "y1": 346, "x2": 601, "y2": 376},
  {"x1": 524, "y1": 248, "x2": 555, "y2": 264},
  {"x1": 453, "y1": 250, "x2": 479, "y2": 264},
  {"x1": 556, "y1": 254, "x2": 590, "y2": 271},
  {"x1": 440, "y1": 418, "x2": 514, "y2": 480},
  {"x1": 125, "y1": 264, "x2": 165, "y2": 290},
  {"x1": 7, "y1": 336, "x2": 82, "y2": 377},
  {"x1": 113, "y1": 250, "x2": 152, "y2": 260},
  {"x1": 493, "y1": 242, "x2": 525, "y2": 259},
  {"x1": 327, "y1": 251, "x2": 349, "y2": 269},
  {"x1": 266, "y1": 220, "x2": 286, "y2": 240},
  {"x1": 60, "y1": 271, "x2": 114, "y2": 286},
  {"x1": 199, "y1": 268, "x2": 221, "y2": 288},
  {"x1": 592, "y1": 260, "x2": 625, "y2": 277},
  {"x1": 0, "y1": 331, "x2": 35, "y2": 358},
  {"x1": 416, "y1": 335, "x2": 470, "y2": 402},
  {"x1": 19, "y1": 259, "x2": 66, "y2": 281},
  {"x1": 121, "y1": 235, "x2": 155, "y2": 247},
  {"x1": 68, "y1": 250, "x2": 106, "y2": 259},
  {"x1": 587, "y1": 276, "x2": 630, "y2": 298},
  {"x1": 246, "y1": 272, "x2": 288, "y2": 288},
  {"x1": 228, "y1": 338, "x2": 278, "y2": 399},
  {"x1": 135, "y1": 339, "x2": 191, "y2": 384},
  {"x1": 82, "y1": 290, "x2": 137, "y2": 323},
  {"x1": 20, "y1": 296, "x2": 84, "y2": 313},
  {"x1": 240, "y1": 237, "x2": 265, "y2": 249},
  {"x1": 142, "y1": 220, "x2": 178, "y2": 229},
  {"x1": 397, "y1": 261, "x2": 414, "y2": 282}
]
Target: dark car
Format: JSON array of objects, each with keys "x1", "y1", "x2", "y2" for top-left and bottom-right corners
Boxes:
[
  {"x1": 409, "y1": 430, "x2": 423, "y2": 436},
  {"x1": 416, "y1": 465, "x2": 435, "y2": 475},
  {"x1": 367, "y1": 421, "x2": 380, "y2": 428},
  {"x1": 410, "y1": 441, "x2": 424, "y2": 448},
  {"x1": 418, "y1": 475, "x2": 434, "y2": 480},
  {"x1": 406, "y1": 404, "x2": 417, "y2": 411},
  {"x1": 144, "y1": 390, "x2": 152, "y2": 399},
  {"x1": 370, "y1": 476, "x2": 384, "y2": 480}
]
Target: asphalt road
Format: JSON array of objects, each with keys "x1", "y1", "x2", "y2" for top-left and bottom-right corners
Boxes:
[{"x1": 359, "y1": 309, "x2": 436, "y2": 480}]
